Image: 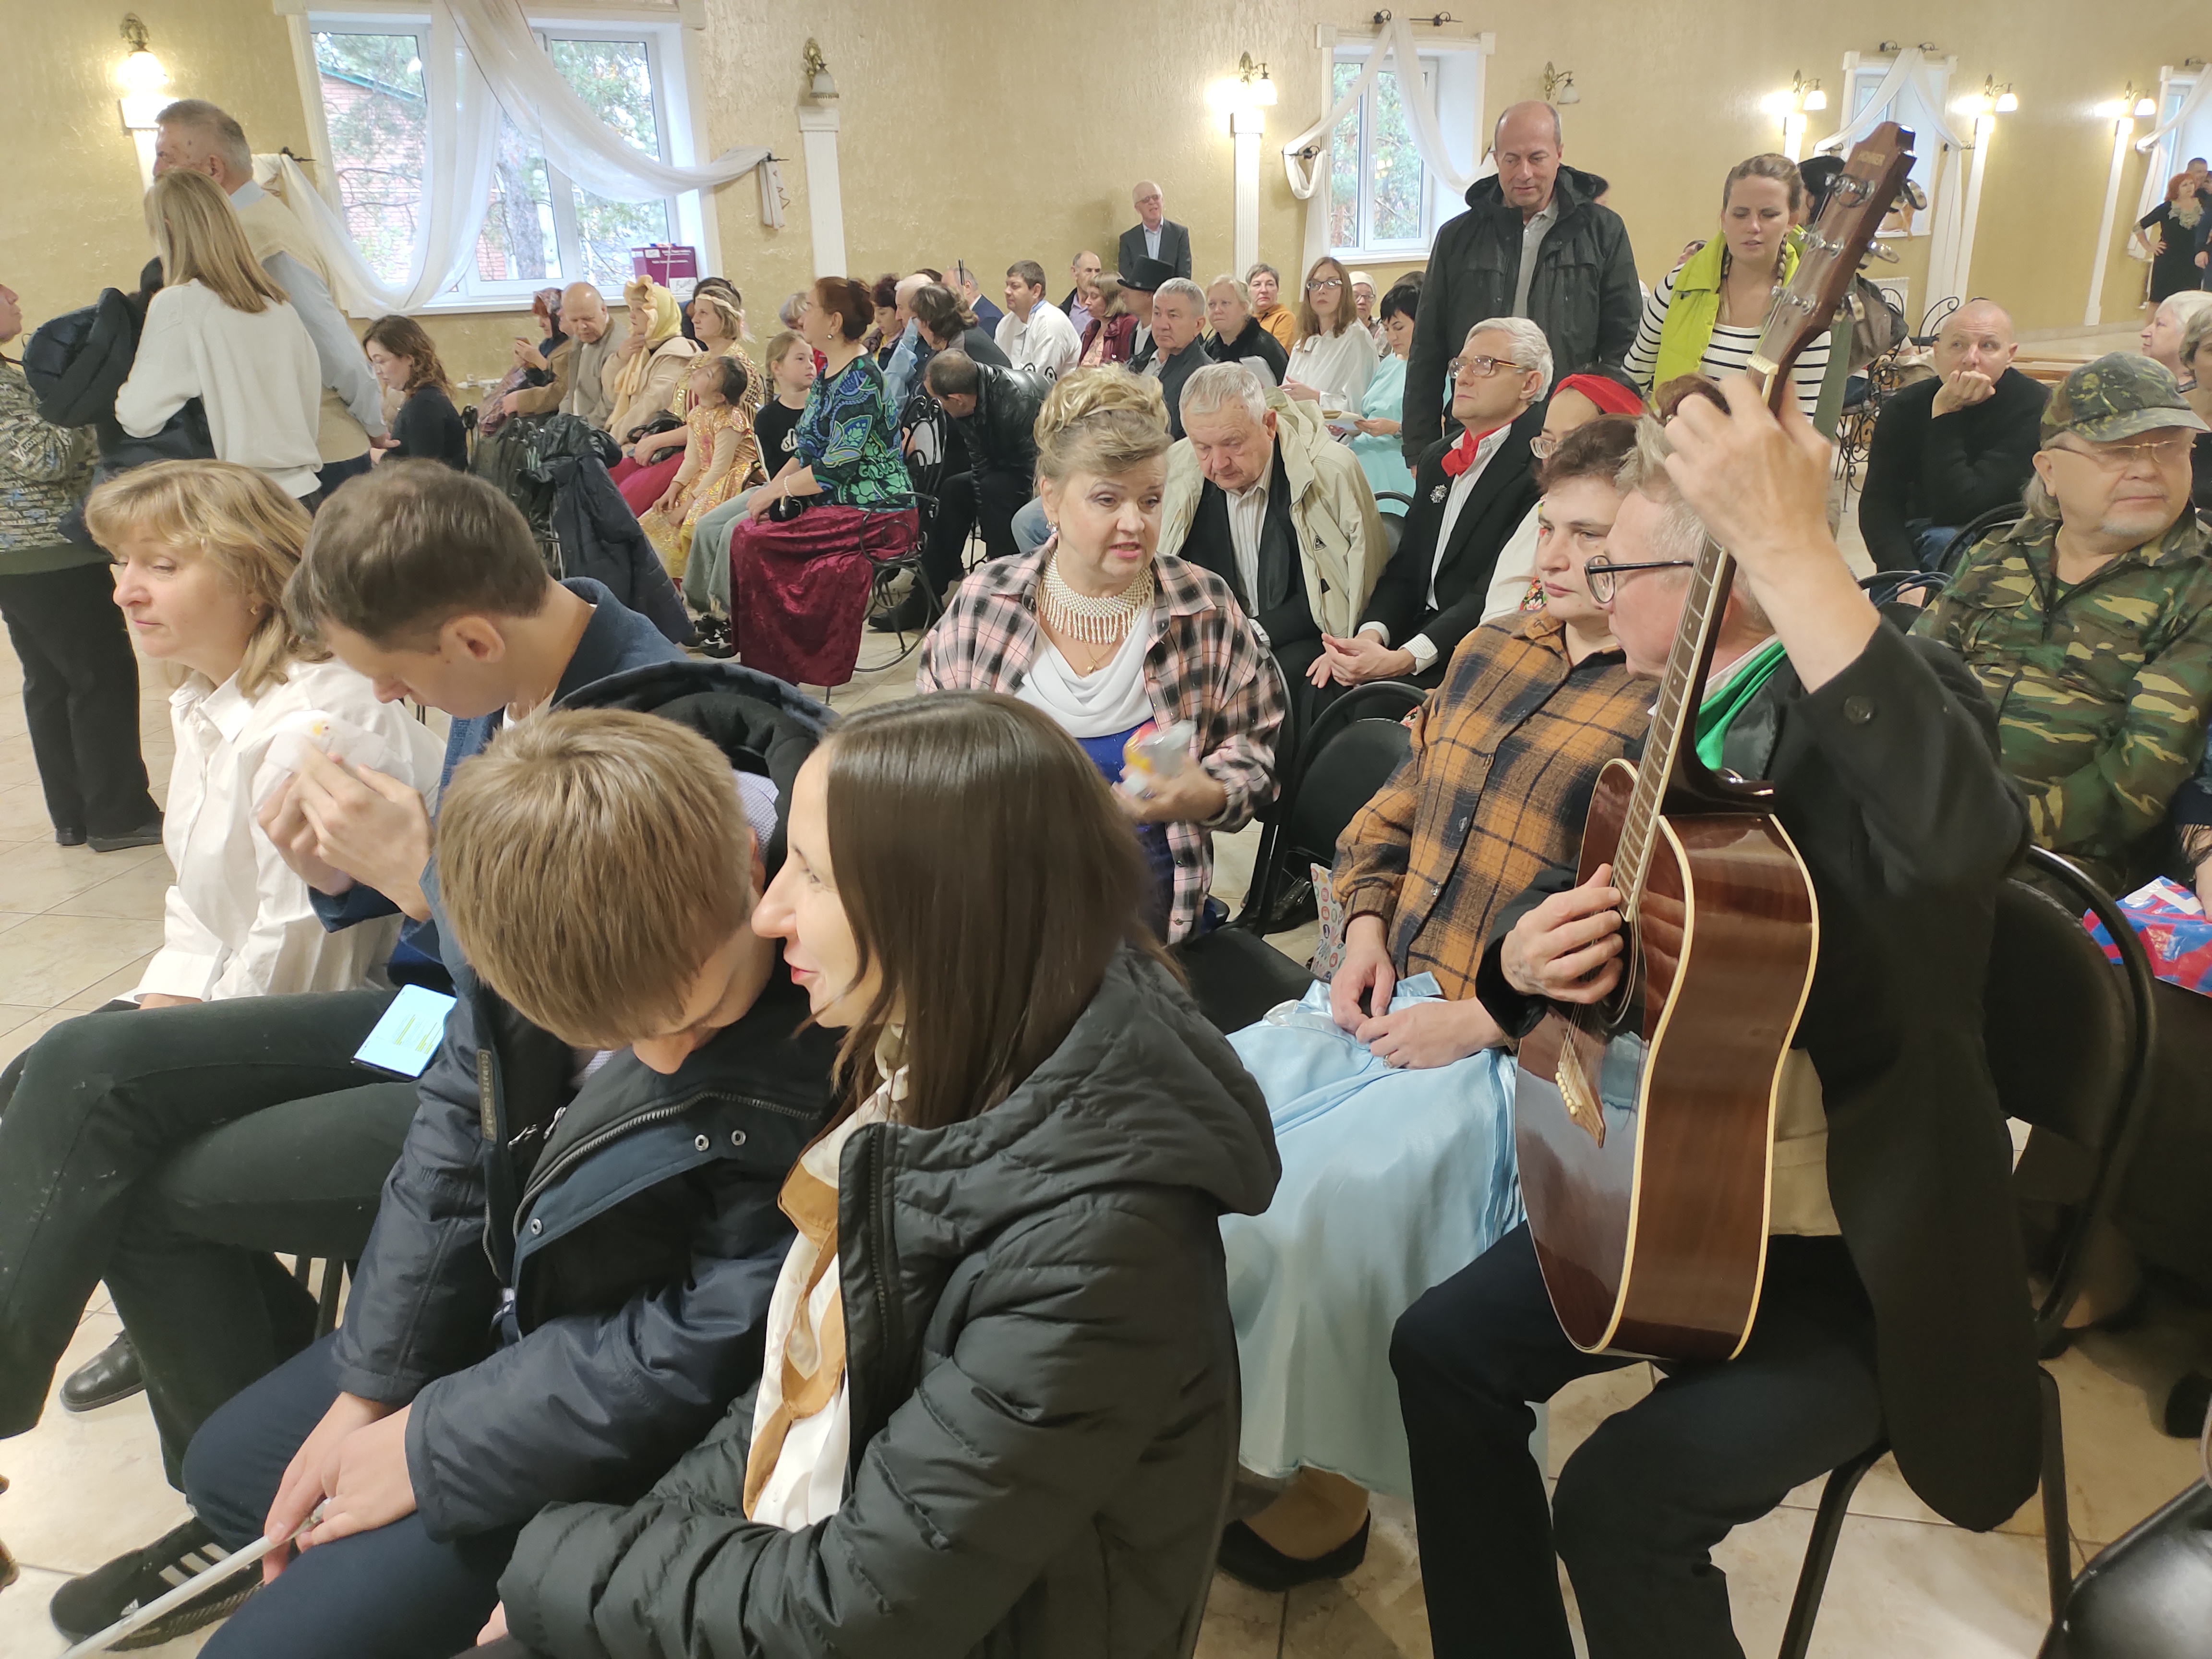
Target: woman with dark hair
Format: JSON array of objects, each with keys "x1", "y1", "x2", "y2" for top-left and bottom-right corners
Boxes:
[
  {"x1": 908, "y1": 282, "x2": 1011, "y2": 369},
  {"x1": 1346, "y1": 280, "x2": 1419, "y2": 506},
  {"x1": 362, "y1": 316, "x2": 466, "y2": 471},
  {"x1": 867, "y1": 272, "x2": 901, "y2": 364},
  {"x1": 466, "y1": 690, "x2": 1279, "y2": 1659}
]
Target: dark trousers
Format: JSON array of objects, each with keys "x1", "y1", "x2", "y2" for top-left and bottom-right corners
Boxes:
[
  {"x1": 0, "y1": 990, "x2": 412, "y2": 1476},
  {"x1": 1391, "y1": 1223, "x2": 1883, "y2": 1659},
  {"x1": 187, "y1": 1337, "x2": 517, "y2": 1659},
  {"x1": 0, "y1": 561, "x2": 157, "y2": 838},
  {"x1": 313, "y1": 453, "x2": 374, "y2": 510},
  {"x1": 922, "y1": 467, "x2": 1030, "y2": 593}
]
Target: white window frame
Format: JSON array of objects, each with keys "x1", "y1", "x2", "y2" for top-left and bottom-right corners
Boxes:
[
  {"x1": 1839, "y1": 51, "x2": 1952, "y2": 239},
  {"x1": 1326, "y1": 45, "x2": 1443, "y2": 262},
  {"x1": 292, "y1": 1, "x2": 713, "y2": 313}
]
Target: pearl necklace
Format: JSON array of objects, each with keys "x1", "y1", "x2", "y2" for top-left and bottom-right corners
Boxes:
[{"x1": 1038, "y1": 554, "x2": 1155, "y2": 645}]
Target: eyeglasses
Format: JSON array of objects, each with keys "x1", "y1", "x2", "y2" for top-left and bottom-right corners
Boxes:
[
  {"x1": 1450, "y1": 354, "x2": 1527, "y2": 381},
  {"x1": 1306, "y1": 277, "x2": 1344, "y2": 291},
  {"x1": 2044, "y1": 433, "x2": 2195, "y2": 471},
  {"x1": 1583, "y1": 558, "x2": 1695, "y2": 605}
]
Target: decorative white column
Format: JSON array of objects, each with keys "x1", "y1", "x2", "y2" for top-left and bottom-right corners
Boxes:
[
  {"x1": 795, "y1": 98, "x2": 845, "y2": 278},
  {"x1": 1952, "y1": 114, "x2": 1996, "y2": 301},
  {"x1": 1232, "y1": 108, "x2": 1264, "y2": 277},
  {"x1": 2086, "y1": 113, "x2": 2136, "y2": 326},
  {"x1": 1781, "y1": 112, "x2": 1807, "y2": 164}
]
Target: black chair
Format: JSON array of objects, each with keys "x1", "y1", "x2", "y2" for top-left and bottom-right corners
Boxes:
[
  {"x1": 1780, "y1": 846, "x2": 2160, "y2": 1659},
  {"x1": 1375, "y1": 490, "x2": 1413, "y2": 561},
  {"x1": 1860, "y1": 567, "x2": 1948, "y2": 627},
  {"x1": 858, "y1": 401, "x2": 949, "y2": 669},
  {"x1": 1932, "y1": 505, "x2": 2025, "y2": 582},
  {"x1": 1175, "y1": 680, "x2": 1425, "y2": 1034},
  {"x1": 2039, "y1": 1413, "x2": 2212, "y2": 1658}
]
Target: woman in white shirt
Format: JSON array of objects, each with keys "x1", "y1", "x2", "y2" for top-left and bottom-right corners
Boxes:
[
  {"x1": 114, "y1": 170, "x2": 323, "y2": 501},
  {"x1": 1281, "y1": 255, "x2": 1377, "y2": 416},
  {"x1": 83, "y1": 460, "x2": 442, "y2": 1005}
]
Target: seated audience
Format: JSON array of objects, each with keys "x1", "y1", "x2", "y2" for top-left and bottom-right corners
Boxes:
[
  {"x1": 1346, "y1": 279, "x2": 1418, "y2": 507},
  {"x1": 362, "y1": 316, "x2": 467, "y2": 472},
  {"x1": 604, "y1": 277, "x2": 700, "y2": 457},
  {"x1": 919, "y1": 368, "x2": 1284, "y2": 942},
  {"x1": 742, "y1": 280, "x2": 912, "y2": 527},
  {"x1": 1079, "y1": 274, "x2": 1138, "y2": 367},
  {"x1": 639, "y1": 355, "x2": 756, "y2": 584},
  {"x1": 880, "y1": 272, "x2": 934, "y2": 413},
  {"x1": 2179, "y1": 304, "x2": 2212, "y2": 512},
  {"x1": 1320, "y1": 317, "x2": 1551, "y2": 690},
  {"x1": 1348, "y1": 270, "x2": 1386, "y2": 352},
  {"x1": 1858, "y1": 299, "x2": 2046, "y2": 569},
  {"x1": 115, "y1": 170, "x2": 321, "y2": 503},
  {"x1": 0, "y1": 277, "x2": 160, "y2": 851},
  {"x1": 1162, "y1": 363, "x2": 1386, "y2": 719},
  {"x1": 1624, "y1": 153, "x2": 1829, "y2": 418},
  {"x1": 1205, "y1": 274, "x2": 1290, "y2": 388},
  {"x1": 876, "y1": 349, "x2": 1044, "y2": 631},
  {"x1": 952, "y1": 262, "x2": 1005, "y2": 336},
  {"x1": 1396, "y1": 389, "x2": 2041, "y2": 1659},
  {"x1": 994, "y1": 259, "x2": 1082, "y2": 379},
  {"x1": 909, "y1": 282, "x2": 1011, "y2": 371},
  {"x1": 466, "y1": 692, "x2": 1277, "y2": 1659},
  {"x1": 1120, "y1": 178, "x2": 1194, "y2": 278},
  {"x1": 1142, "y1": 278, "x2": 1212, "y2": 438},
  {"x1": 776, "y1": 290, "x2": 808, "y2": 333},
  {"x1": 2139, "y1": 289, "x2": 2212, "y2": 380},
  {"x1": 1479, "y1": 369, "x2": 1647, "y2": 623},
  {"x1": 496, "y1": 289, "x2": 567, "y2": 421},
  {"x1": 867, "y1": 272, "x2": 901, "y2": 365},
  {"x1": 685, "y1": 331, "x2": 814, "y2": 644},
  {"x1": 616, "y1": 286, "x2": 759, "y2": 518},
  {"x1": 1215, "y1": 417, "x2": 1649, "y2": 1594},
  {"x1": 178, "y1": 699, "x2": 837, "y2": 1659},
  {"x1": 1914, "y1": 354, "x2": 2212, "y2": 895},
  {"x1": 1063, "y1": 248, "x2": 1104, "y2": 333},
  {"x1": 1282, "y1": 256, "x2": 1378, "y2": 414},
  {"x1": 1, "y1": 466, "x2": 686, "y2": 1642},
  {"x1": 1249, "y1": 263, "x2": 1299, "y2": 351},
  {"x1": 1119, "y1": 259, "x2": 1172, "y2": 368}
]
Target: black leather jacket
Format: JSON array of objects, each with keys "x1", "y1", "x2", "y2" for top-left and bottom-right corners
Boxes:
[{"x1": 950, "y1": 364, "x2": 1046, "y2": 480}]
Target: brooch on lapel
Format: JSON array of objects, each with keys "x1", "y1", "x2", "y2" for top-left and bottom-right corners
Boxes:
[{"x1": 1430, "y1": 482, "x2": 1450, "y2": 504}]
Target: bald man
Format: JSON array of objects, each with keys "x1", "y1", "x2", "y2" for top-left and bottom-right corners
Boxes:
[
  {"x1": 1401, "y1": 100, "x2": 1639, "y2": 463},
  {"x1": 1859, "y1": 299, "x2": 2049, "y2": 570}
]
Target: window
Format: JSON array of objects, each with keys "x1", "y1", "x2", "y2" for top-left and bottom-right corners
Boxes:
[
  {"x1": 1328, "y1": 52, "x2": 1437, "y2": 258},
  {"x1": 309, "y1": 13, "x2": 699, "y2": 306},
  {"x1": 1841, "y1": 56, "x2": 1951, "y2": 236}
]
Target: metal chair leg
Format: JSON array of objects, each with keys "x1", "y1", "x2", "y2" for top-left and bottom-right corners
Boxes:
[
  {"x1": 313, "y1": 1259, "x2": 348, "y2": 1339},
  {"x1": 1779, "y1": 1445, "x2": 1883, "y2": 1659},
  {"x1": 2038, "y1": 1364, "x2": 2073, "y2": 1620}
]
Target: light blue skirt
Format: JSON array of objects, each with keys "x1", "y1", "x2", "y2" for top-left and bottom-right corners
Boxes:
[{"x1": 1222, "y1": 974, "x2": 1527, "y2": 1499}]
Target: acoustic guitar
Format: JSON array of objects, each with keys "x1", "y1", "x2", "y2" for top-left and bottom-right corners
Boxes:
[{"x1": 1511, "y1": 123, "x2": 1917, "y2": 1364}]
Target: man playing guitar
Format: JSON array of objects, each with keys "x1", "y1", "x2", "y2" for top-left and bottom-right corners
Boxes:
[{"x1": 1391, "y1": 379, "x2": 2043, "y2": 1657}]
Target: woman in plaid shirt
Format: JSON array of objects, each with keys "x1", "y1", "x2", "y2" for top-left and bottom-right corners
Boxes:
[{"x1": 917, "y1": 370, "x2": 1284, "y2": 942}]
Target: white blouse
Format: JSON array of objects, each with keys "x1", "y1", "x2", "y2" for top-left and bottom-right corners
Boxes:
[
  {"x1": 133, "y1": 657, "x2": 445, "y2": 1004},
  {"x1": 1283, "y1": 327, "x2": 1378, "y2": 412},
  {"x1": 1015, "y1": 620, "x2": 1154, "y2": 738}
]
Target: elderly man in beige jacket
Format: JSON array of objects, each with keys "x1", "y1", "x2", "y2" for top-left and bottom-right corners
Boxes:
[{"x1": 1163, "y1": 364, "x2": 1387, "y2": 727}]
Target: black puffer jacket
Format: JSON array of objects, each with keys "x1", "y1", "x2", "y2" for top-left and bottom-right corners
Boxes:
[
  {"x1": 1402, "y1": 164, "x2": 1642, "y2": 456},
  {"x1": 500, "y1": 945, "x2": 1281, "y2": 1659},
  {"x1": 21, "y1": 283, "x2": 214, "y2": 543}
]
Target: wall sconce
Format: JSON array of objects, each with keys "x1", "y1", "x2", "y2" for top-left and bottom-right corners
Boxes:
[
  {"x1": 800, "y1": 37, "x2": 836, "y2": 102},
  {"x1": 2094, "y1": 82, "x2": 2154, "y2": 120},
  {"x1": 1236, "y1": 52, "x2": 1277, "y2": 108},
  {"x1": 1958, "y1": 76, "x2": 2019, "y2": 120},
  {"x1": 1539, "y1": 61, "x2": 1578, "y2": 106},
  {"x1": 1760, "y1": 71, "x2": 1826, "y2": 161},
  {"x1": 116, "y1": 14, "x2": 170, "y2": 132}
]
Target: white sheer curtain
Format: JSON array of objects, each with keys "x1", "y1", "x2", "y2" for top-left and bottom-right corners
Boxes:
[{"x1": 2135, "y1": 73, "x2": 2212, "y2": 228}]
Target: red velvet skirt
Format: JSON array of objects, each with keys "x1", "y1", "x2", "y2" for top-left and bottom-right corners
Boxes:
[
  {"x1": 731, "y1": 505, "x2": 919, "y2": 689},
  {"x1": 612, "y1": 452, "x2": 685, "y2": 515}
]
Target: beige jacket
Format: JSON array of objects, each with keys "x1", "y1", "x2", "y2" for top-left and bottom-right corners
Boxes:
[
  {"x1": 1160, "y1": 392, "x2": 1386, "y2": 638},
  {"x1": 606, "y1": 336, "x2": 701, "y2": 443},
  {"x1": 231, "y1": 186, "x2": 372, "y2": 464},
  {"x1": 565, "y1": 316, "x2": 631, "y2": 428}
]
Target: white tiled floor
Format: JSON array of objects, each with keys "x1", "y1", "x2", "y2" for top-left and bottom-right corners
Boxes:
[{"x1": 1, "y1": 609, "x2": 2207, "y2": 1659}]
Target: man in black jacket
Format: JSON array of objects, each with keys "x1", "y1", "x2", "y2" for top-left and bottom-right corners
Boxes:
[
  {"x1": 877, "y1": 350, "x2": 1046, "y2": 632},
  {"x1": 1859, "y1": 300, "x2": 2048, "y2": 569},
  {"x1": 1391, "y1": 385, "x2": 2041, "y2": 1658},
  {"x1": 1145, "y1": 278, "x2": 1213, "y2": 438},
  {"x1": 1323, "y1": 317, "x2": 1548, "y2": 689},
  {"x1": 1118, "y1": 180, "x2": 1193, "y2": 280},
  {"x1": 1403, "y1": 102, "x2": 1640, "y2": 462},
  {"x1": 171, "y1": 694, "x2": 837, "y2": 1659}
]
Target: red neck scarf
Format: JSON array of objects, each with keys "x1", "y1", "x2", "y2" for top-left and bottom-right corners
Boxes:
[{"x1": 1441, "y1": 422, "x2": 1507, "y2": 478}]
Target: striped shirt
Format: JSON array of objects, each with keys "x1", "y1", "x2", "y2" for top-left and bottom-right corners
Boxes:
[{"x1": 1623, "y1": 266, "x2": 1830, "y2": 418}]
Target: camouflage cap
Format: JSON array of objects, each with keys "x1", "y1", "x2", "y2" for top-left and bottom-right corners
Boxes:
[{"x1": 2042, "y1": 353, "x2": 2211, "y2": 444}]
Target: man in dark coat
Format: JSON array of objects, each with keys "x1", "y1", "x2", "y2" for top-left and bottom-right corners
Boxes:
[
  {"x1": 1403, "y1": 101, "x2": 1641, "y2": 461},
  {"x1": 1392, "y1": 386, "x2": 2041, "y2": 1659},
  {"x1": 1118, "y1": 180, "x2": 1193, "y2": 280}
]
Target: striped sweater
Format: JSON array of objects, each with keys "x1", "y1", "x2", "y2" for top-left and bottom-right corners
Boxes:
[{"x1": 1623, "y1": 266, "x2": 1830, "y2": 417}]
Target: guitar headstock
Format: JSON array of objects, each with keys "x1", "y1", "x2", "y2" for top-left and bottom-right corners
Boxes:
[{"x1": 1752, "y1": 122, "x2": 1917, "y2": 405}]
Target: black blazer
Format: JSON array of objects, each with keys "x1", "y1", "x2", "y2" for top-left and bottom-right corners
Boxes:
[
  {"x1": 1361, "y1": 402, "x2": 1544, "y2": 660},
  {"x1": 1477, "y1": 626, "x2": 2043, "y2": 1533},
  {"x1": 1118, "y1": 220, "x2": 1193, "y2": 280}
]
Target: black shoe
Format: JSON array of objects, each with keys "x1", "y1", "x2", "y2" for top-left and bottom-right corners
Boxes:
[
  {"x1": 2164, "y1": 1371, "x2": 2212, "y2": 1438},
  {"x1": 55, "y1": 827, "x2": 85, "y2": 848},
  {"x1": 869, "y1": 585, "x2": 936, "y2": 634},
  {"x1": 692, "y1": 616, "x2": 735, "y2": 660},
  {"x1": 88, "y1": 819, "x2": 163, "y2": 854},
  {"x1": 1215, "y1": 1514, "x2": 1370, "y2": 1592},
  {"x1": 60, "y1": 1332, "x2": 144, "y2": 1413},
  {"x1": 49, "y1": 1517, "x2": 258, "y2": 1647}
]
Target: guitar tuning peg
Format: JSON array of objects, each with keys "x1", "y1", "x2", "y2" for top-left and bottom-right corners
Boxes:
[
  {"x1": 1899, "y1": 180, "x2": 1928, "y2": 211},
  {"x1": 1862, "y1": 241, "x2": 1901, "y2": 264}
]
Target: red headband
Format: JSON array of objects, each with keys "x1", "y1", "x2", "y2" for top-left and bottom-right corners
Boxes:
[{"x1": 1553, "y1": 373, "x2": 1645, "y2": 417}]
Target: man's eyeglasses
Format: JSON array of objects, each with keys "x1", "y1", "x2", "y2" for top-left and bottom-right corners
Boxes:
[
  {"x1": 1306, "y1": 276, "x2": 1344, "y2": 292},
  {"x1": 1451, "y1": 354, "x2": 1526, "y2": 381},
  {"x1": 1583, "y1": 558, "x2": 1695, "y2": 605},
  {"x1": 2044, "y1": 433, "x2": 2195, "y2": 471}
]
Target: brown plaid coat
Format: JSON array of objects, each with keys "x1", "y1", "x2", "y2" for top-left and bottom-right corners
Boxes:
[{"x1": 1334, "y1": 613, "x2": 1649, "y2": 998}]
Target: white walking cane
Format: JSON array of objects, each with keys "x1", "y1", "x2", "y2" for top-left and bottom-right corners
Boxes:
[{"x1": 60, "y1": 1505, "x2": 325, "y2": 1658}]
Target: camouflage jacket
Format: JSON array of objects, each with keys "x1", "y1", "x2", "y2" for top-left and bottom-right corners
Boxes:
[{"x1": 1912, "y1": 510, "x2": 2212, "y2": 893}]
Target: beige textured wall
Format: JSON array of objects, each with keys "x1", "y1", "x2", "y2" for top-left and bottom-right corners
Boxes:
[{"x1": 5, "y1": 0, "x2": 2201, "y2": 387}]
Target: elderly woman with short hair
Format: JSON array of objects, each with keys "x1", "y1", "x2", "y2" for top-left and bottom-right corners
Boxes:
[{"x1": 1204, "y1": 274, "x2": 1289, "y2": 388}]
